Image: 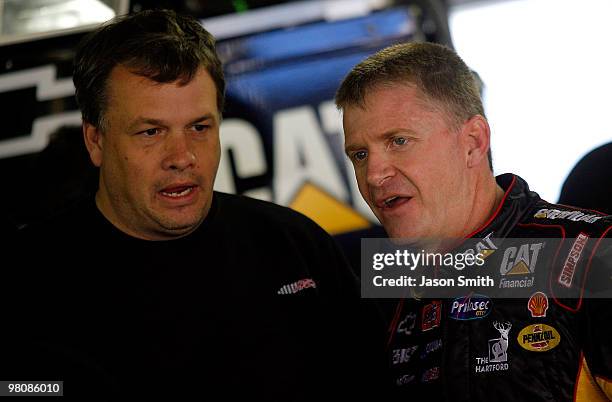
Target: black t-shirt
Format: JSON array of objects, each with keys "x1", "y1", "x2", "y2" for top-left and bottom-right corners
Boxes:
[{"x1": 4, "y1": 192, "x2": 386, "y2": 400}]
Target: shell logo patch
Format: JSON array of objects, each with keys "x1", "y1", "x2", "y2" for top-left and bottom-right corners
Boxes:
[
  {"x1": 517, "y1": 324, "x2": 560, "y2": 352},
  {"x1": 527, "y1": 292, "x2": 548, "y2": 318}
]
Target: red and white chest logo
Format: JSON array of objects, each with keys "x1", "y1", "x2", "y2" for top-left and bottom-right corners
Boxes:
[
  {"x1": 528, "y1": 292, "x2": 548, "y2": 318},
  {"x1": 277, "y1": 278, "x2": 317, "y2": 295}
]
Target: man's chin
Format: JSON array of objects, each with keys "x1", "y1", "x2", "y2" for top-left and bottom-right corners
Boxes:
[
  {"x1": 153, "y1": 213, "x2": 205, "y2": 238},
  {"x1": 380, "y1": 219, "x2": 417, "y2": 238},
  {"x1": 384, "y1": 225, "x2": 430, "y2": 243},
  {"x1": 385, "y1": 228, "x2": 417, "y2": 241}
]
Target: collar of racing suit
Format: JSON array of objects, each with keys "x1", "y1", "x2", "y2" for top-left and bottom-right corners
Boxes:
[{"x1": 469, "y1": 173, "x2": 542, "y2": 240}]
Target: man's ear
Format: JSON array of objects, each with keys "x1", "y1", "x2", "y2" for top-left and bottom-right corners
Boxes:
[
  {"x1": 83, "y1": 122, "x2": 104, "y2": 167},
  {"x1": 462, "y1": 115, "x2": 490, "y2": 168}
]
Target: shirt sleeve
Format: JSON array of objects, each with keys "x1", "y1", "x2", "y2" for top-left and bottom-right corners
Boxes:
[{"x1": 581, "y1": 228, "x2": 612, "y2": 401}]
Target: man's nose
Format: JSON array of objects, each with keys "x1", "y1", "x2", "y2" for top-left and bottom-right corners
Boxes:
[
  {"x1": 161, "y1": 132, "x2": 196, "y2": 171},
  {"x1": 366, "y1": 153, "x2": 394, "y2": 187}
]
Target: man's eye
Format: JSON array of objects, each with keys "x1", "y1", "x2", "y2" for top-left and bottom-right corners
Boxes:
[
  {"x1": 353, "y1": 150, "x2": 368, "y2": 161},
  {"x1": 393, "y1": 137, "x2": 407, "y2": 146},
  {"x1": 193, "y1": 124, "x2": 209, "y2": 132},
  {"x1": 141, "y1": 128, "x2": 159, "y2": 136}
]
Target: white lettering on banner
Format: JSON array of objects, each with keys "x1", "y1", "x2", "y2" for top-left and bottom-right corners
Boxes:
[
  {"x1": 215, "y1": 119, "x2": 271, "y2": 200},
  {"x1": 344, "y1": 146, "x2": 378, "y2": 222},
  {"x1": 318, "y1": 100, "x2": 342, "y2": 136},
  {"x1": 319, "y1": 100, "x2": 376, "y2": 221},
  {"x1": 273, "y1": 106, "x2": 347, "y2": 205}
]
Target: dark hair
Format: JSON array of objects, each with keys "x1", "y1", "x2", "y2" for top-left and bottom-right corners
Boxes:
[
  {"x1": 73, "y1": 9, "x2": 225, "y2": 130},
  {"x1": 335, "y1": 41, "x2": 492, "y2": 169}
]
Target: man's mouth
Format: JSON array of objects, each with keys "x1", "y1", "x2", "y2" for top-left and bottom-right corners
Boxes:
[
  {"x1": 159, "y1": 185, "x2": 197, "y2": 198},
  {"x1": 378, "y1": 196, "x2": 411, "y2": 210}
]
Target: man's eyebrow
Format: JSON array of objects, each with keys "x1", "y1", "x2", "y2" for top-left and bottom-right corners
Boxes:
[
  {"x1": 127, "y1": 114, "x2": 217, "y2": 131},
  {"x1": 188, "y1": 114, "x2": 216, "y2": 125},
  {"x1": 381, "y1": 128, "x2": 411, "y2": 140},
  {"x1": 344, "y1": 144, "x2": 362, "y2": 156},
  {"x1": 344, "y1": 129, "x2": 412, "y2": 155},
  {"x1": 127, "y1": 117, "x2": 167, "y2": 132}
]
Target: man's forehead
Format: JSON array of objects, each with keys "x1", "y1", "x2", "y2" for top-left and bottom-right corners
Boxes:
[
  {"x1": 108, "y1": 64, "x2": 152, "y2": 86},
  {"x1": 105, "y1": 66, "x2": 220, "y2": 121},
  {"x1": 343, "y1": 86, "x2": 451, "y2": 135}
]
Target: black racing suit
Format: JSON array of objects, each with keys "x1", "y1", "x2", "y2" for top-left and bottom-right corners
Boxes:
[{"x1": 386, "y1": 174, "x2": 612, "y2": 402}]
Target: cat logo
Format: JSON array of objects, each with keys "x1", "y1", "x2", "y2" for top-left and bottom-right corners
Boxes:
[
  {"x1": 464, "y1": 232, "x2": 497, "y2": 260},
  {"x1": 479, "y1": 249, "x2": 496, "y2": 259},
  {"x1": 517, "y1": 324, "x2": 561, "y2": 352},
  {"x1": 500, "y1": 243, "x2": 544, "y2": 276}
]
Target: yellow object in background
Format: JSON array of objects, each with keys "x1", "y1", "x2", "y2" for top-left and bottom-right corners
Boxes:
[{"x1": 289, "y1": 182, "x2": 371, "y2": 235}]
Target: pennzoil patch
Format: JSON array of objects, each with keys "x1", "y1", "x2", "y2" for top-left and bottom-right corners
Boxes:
[{"x1": 517, "y1": 324, "x2": 560, "y2": 352}]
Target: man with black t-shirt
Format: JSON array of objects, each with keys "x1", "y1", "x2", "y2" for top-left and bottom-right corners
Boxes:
[{"x1": 4, "y1": 10, "x2": 385, "y2": 399}]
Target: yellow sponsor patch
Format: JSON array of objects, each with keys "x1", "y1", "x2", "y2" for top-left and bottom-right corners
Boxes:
[{"x1": 517, "y1": 324, "x2": 560, "y2": 352}]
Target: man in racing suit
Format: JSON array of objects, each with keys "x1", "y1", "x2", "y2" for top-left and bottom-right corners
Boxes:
[
  {"x1": 335, "y1": 41, "x2": 612, "y2": 401},
  {"x1": 385, "y1": 173, "x2": 612, "y2": 401}
]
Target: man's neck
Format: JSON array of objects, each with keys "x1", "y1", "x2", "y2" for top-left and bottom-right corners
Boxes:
[{"x1": 464, "y1": 174, "x2": 505, "y2": 238}]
